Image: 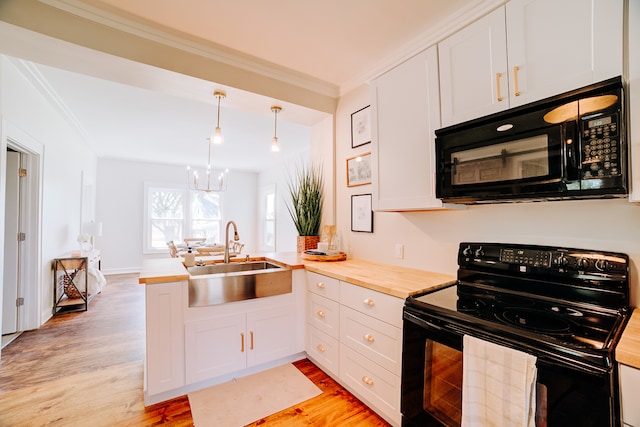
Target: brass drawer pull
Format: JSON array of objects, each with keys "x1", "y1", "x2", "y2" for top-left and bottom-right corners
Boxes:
[
  {"x1": 362, "y1": 376, "x2": 374, "y2": 386},
  {"x1": 364, "y1": 334, "x2": 375, "y2": 343},
  {"x1": 317, "y1": 310, "x2": 326, "y2": 318},
  {"x1": 240, "y1": 332, "x2": 245, "y2": 352},
  {"x1": 513, "y1": 65, "x2": 521, "y2": 96},
  {"x1": 316, "y1": 282, "x2": 325, "y2": 289},
  {"x1": 496, "y1": 72, "x2": 504, "y2": 102},
  {"x1": 364, "y1": 298, "x2": 375, "y2": 307},
  {"x1": 317, "y1": 344, "x2": 325, "y2": 352},
  {"x1": 250, "y1": 331, "x2": 254, "y2": 350}
]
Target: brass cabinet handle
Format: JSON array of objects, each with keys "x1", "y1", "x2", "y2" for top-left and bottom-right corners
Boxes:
[
  {"x1": 364, "y1": 334, "x2": 375, "y2": 343},
  {"x1": 513, "y1": 66, "x2": 521, "y2": 96},
  {"x1": 496, "y1": 73, "x2": 504, "y2": 102},
  {"x1": 240, "y1": 332, "x2": 245, "y2": 352},
  {"x1": 317, "y1": 310, "x2": 326, "y2": 318},
  {"x1": 364, "y1": 298, "x2": 375, "y2": 307},
  {"x1": 362, "y1": 376, "x2": 374, "y2": 386},
  {"x1": 317, "y1": 344, "x2": 325, "y2": 352},
  {"x1": 316, "y1": 282, "x2": 325, "y2": 289},
  {"x1": 250, "y1": 331, "x2": 254, "y2": 350}
]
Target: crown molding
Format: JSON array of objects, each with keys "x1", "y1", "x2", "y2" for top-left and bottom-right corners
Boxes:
[{"x1": 9, "y1": 57, "x2": 92, "y2": 144}]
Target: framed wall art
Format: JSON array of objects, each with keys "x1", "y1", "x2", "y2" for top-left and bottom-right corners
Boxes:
[
  {"x1": 351, "y1": 193, "x2": 373, "y2": 233},
  {"x1": 346, "y1": 152, "x2": 372, "y2": 187},
  {"x1": 351, "y1": 105, "x2": 371, "y2": 148}
]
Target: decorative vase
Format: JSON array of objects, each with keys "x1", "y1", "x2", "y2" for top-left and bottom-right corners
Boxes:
[{"x1": 297, "y1": 235, "x2": 319, "y2": 253}]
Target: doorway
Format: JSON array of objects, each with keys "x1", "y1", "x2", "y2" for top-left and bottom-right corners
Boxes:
[{"x1": 1, "y1": 123, "x2": 43, "y2": 351}]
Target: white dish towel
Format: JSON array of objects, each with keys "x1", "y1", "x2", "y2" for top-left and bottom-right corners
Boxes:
[{"x1": 462, "y1": 335, "x2": 537, "y2": 427}]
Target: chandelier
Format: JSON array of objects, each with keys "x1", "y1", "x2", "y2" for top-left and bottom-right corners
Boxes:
[{"x1": 186, "y1": 90, "x2": 228, "y2": 192}]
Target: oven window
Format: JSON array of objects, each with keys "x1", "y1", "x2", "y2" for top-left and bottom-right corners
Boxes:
[
  {"x1": 424, "y1": 340, "x2": 463, "y2": 427},
  {"x1": 451, "y1": 135, "x2": 549, "y2": 185}
]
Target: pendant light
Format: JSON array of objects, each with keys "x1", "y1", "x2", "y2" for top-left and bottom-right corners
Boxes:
[
  {"x1": 212, "y1": 90, "x2": 226, "y2": 144},
  {"x1": 271, "y1": 106, "x2": 281, "y2": 152},
  {"x1": 186, "y1": 91, "x2": 228, "y2": 192}
]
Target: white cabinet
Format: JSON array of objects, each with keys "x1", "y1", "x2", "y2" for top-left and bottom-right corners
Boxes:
[
  {"x1": 185, "y1": 304, "x2": 297, "y2": 384},
  {"x1": 628, "y1": 0, "x2": 640, "y2": 202},
  {"x1": 145, "y1": 281, "x2": 185, "y2": 398},
  {"x1": 438, "y1": 7, "x2": 508, "y2": 127},
  {"x1": 620, "y1": 363, "x2": 640, "y2": 427},
  {"x1": 305, "y1": 271, "x2": 340, "y2": 376},
  {"x1": 339, "y1": 282, "x2": 403, "y2": 425},
  {"x1": 371, "y1": 45, "x2": 447, "y2": 211},
  {"x1": 439, "y1": 0, "x2": 623, "y2": 127},
  {"x1": 305, "y1": 271, "x2": 403, "y2": 426}
]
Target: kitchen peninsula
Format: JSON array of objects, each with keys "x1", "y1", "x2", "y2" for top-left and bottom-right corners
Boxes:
[{"x1": 139, "y1": 253, "x2": 456, "y2": 425}]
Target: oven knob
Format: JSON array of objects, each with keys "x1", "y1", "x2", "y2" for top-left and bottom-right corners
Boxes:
[
  {"x1": 462, "y1": 246, "x2": 473, "y2": 257},
  {"x1": 577, "y1": 258, "x2": 590, "y2": 269},
  {"x1": 475, "y1": 246, "x2": 484, "y2": 258},
  {"x1": 556, "y1": 255, "x2": 569, "y2": 266},
  {"x1": 595, "y1": 259, "x2": 610, "y2": 271}
]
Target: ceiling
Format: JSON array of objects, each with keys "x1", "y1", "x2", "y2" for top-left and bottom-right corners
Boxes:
[{"x1": 0, "y1": 0, "x2": 486, "y2": 172}]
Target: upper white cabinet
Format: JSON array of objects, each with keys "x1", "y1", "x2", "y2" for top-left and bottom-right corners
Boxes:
[
  {"x1": 371, "y1": 45, "x2": 447, "y2": 211},
  {"x1": 439, "y1": 0, "x2": 623, "y2": 127},
  {"x1": 628, "y1": 0, "x2": 640, "y2": 202}
]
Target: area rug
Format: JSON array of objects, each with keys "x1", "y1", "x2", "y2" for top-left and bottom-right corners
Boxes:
[{"x1": 188, "y1": 363, "x2": 322, "y2": 426}]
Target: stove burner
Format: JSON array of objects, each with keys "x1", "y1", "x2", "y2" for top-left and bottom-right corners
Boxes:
[{"x1": 499, "y1": 308, "x2": 572, "y2": 334}]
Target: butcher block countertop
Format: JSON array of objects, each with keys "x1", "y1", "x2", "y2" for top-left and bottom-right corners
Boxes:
[
  {"x1": 139, "y1": 252, "x2": 456, "y2": 299},
  {"x1": 303, "y1": 258, "x2": 456, "y2": 298},
  {"x1": 617, "y1": 308, "x2": 640, "y2": 370}
]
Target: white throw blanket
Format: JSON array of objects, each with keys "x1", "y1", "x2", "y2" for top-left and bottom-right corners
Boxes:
[{"x1": 462, "y1": 335, "x2": 537, "y2": 427}]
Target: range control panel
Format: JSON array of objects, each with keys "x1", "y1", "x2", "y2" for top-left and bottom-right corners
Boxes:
[{"x1": 458, "y1": 242, "x2": 628, "y2": 277}]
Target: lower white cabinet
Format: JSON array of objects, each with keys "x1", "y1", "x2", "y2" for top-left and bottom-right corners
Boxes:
[
  {"x1": 620, "y1": 363, "x2": 640, "y2": 426},
  {"x1": 185, "y1": 304, "x2": 298, "y2": 384},
  {"x1": 145, "y1": 281, "x2": 185, "y2": 397},
  {"x1": 145, "y1": 269, "x2": 305, "y2": 406},
  {"x1": 305, "y1": 272, "x2": 403, "y2": 426}
]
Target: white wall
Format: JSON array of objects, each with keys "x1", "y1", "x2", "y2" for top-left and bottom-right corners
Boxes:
[
  {"x1": 0, "y1": 55, "x2": 98, "y2": 326},
  {"x1": 334, "y1": 84, "x2": 640, "y2": 307},
  {"x1": 96, "y1": 158, "x2": 258, "y2": 273}
]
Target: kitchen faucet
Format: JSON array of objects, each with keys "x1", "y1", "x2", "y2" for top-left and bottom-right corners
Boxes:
[{"x1": 224, "y1": 220, "x2": 239, "y2": 263}]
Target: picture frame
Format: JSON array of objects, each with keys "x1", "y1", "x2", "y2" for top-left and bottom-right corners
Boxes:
[
  {"x1": 351, "y1": 194, "x2": 373, "y2": 233},
  {"x1": 351, "y1": 105, "x2": 371, "y2": 148},
  {"x1": 346, "y1": 152, "x2": 372, "y2": 187}
]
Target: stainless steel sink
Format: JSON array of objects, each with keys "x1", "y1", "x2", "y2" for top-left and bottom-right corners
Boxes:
[
  {"x1": 187, "y1": 261, "x2": 283, "y2": 276},
  {"x1": 187, "y1": 261, "x2": 292, "y2": 307}
]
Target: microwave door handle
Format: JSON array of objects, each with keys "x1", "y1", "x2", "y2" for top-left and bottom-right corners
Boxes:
[{"x1": 565, "y1": 122, "x2": 580, "y2": 181}]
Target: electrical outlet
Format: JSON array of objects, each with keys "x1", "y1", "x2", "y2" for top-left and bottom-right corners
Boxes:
[{"x1": 395, "y1": 243, "x2": 404, "y2": 259}]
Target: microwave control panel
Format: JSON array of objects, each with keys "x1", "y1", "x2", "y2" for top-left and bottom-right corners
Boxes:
[{"x1": 581, "y1": 113, "x2": 620, "y2": 180}]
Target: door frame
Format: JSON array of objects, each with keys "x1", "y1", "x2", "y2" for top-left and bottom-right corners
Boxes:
[{"x1": 0, "y1": 118, "x2": 43, "y2": 335}]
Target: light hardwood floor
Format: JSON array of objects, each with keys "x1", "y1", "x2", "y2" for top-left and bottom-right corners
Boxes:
[{"x1": 0, "y1": 273, "x2": 390, "y2": 426}]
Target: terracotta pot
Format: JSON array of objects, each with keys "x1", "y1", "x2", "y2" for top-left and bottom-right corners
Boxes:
[{"x1": 297, "y1": 235, "x2": 319, "y2": 253}]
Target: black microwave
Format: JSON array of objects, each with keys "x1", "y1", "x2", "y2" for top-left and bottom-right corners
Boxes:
[{"x1": 435, "y1": 76, "x2": 627, "y2": 204}]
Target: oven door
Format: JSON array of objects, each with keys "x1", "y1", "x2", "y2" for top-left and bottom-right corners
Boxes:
[{"x1": 401, "y1": 307, "x2": 618, "y2": 427}]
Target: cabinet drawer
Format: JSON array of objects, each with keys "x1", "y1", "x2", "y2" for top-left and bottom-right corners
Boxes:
[
  {"x1": 307, "y1": 271, "x2": 340, "y2": 301},
  {"x1": 340, "y1": 282, "x2": 404, "y2": 328},
  {"x1": 307, "y1": 292, "x2": 340, "y2": 339},
  {"x1": 340, "y1": 305, "x2": 402, "y2": 376},
  {"x1": 340, "y1": 345, "x2": 400, "y2": 426},
  {"x1": 306, "y1": 325, "x2": 339, "y2": 376}
]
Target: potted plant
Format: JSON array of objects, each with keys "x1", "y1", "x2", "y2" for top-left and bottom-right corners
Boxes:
[{"x1": 286, "y1": 162, "x2": 323, "y2": 253}]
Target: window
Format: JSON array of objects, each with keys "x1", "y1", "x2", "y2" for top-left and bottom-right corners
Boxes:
[
  {"x1": 145, "y1": 184, "x2": 223, "y2": 252},
  {"x1": 260, "y1": 184, "x2": 276, "y2": 252}
]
